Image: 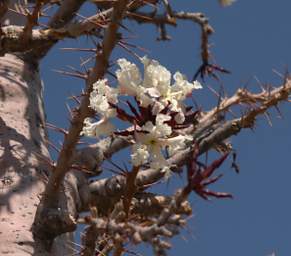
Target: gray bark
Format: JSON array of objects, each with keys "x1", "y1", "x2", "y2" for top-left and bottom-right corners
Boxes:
[
  {"x1": 0, "y1": 53, "x2": 49, "y2": 255},
  {"x1": 0, "y1": 52, "x2": 81, "y2": 256}
]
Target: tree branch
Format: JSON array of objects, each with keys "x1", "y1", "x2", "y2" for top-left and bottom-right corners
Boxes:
[
  {"x1": 127, "y1": 9, "x2": 213, "y2": 65},
  {"x1": 89, "y1": 77, "x2": 291, "y2": 198},
  {"x1": 33, "y1": 0, "x2": 129, "y2": 246}
]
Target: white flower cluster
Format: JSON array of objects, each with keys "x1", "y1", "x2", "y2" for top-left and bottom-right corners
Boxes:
[
  {"x1": 117, "y1": 57, "x2": 201, "y2": 170},
  {"x1": 89, "y1": 79, "x2": 118, "y2": 118},
  {"x1": 81, "y1": 56, "x2": 202, "y2": 174},
  {"x1": 132, "y1": 114, "x2": 192, "y2": 171},
  {"x1": 81, "y1": 118, "x2": 115, "y2": 138},
  {"x1": 117, "y1": 57, "x2": 202, "y2": 122},
  {"x1": 81, "y1": 79, "x2": 118, "y2": 138}
]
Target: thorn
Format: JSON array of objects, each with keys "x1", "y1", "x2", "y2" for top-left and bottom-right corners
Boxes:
[
  {"x1": 206, "y1": 84, "x2": 220, "y2": 98},
  {"x1": 58, "y1": 140, "x2": 64, "y2": 149},
  {"x1": 104, "y1": 167, "x2": 124, "y2": 176},
  {"x1": 264, "y1": 112, "x2": 272, "y2": 127},
  {"x1": 231, "y1": 151, "x2": 240, "y2": 173},
  {"x1": 117, "y1": 41, "x2": 141, "y2": 60},
  {"x1": 52, "y1": 69, "x2": 87, "y2": 80},
  {"x1": 72, "y1": 164, "x2": 95, "y2": 174},
  {"x1": 80, "y1": 55, "x2": 96, "y2": 67},
  {"x1": 107, "y1": 159, "x2": 127, "y2": 175},
  {"x1": 106, "y1": 70, "x2": 117, "y2": 79},
  {"x1": 283, "y1": 67, "x2": 290, "y2": 86},
  {"x1": 215, "y1": 85, "x2": 225, "y2": 113},
  {"x1": 60, "y1": 47, "x2": 96, "y2": 52},
  {"x1": 7, "y1": 7, "x2": 27, "y2": 17},
  {"x1": 119, "y1": 39, "x2": 150, "y2": 54},
  {"x1": 227, "y1": 108, "x2": 237, "y2": 118},
  {"x1": 65, "y1": 103, "x2": 73, "y2": 119},
  {"x1": 66, "y1": 65, "x2": 85, "y2": 75},
  {"x1": 118, "y1": 21, "x2": 134, "y2": 34},
  {"x1": 274, "y1": 104, "x2": 283, "y2": 119},
  {"x1": 33, "y1": 149, "x2": 55, "y2": 167},
  {"x1": 79, "y1": 57, "x2": 89, "y2": 73},
  {"x1": 253, "y1": 75, "x2": 266, "y2": 92},
  {"x1": 190, "y1": 95, "x2": 200, "y2": 111},
  {"x1": 46, "y1": 123, "x2": 68, "y2": 135},
  {"x1": 68, "y1": 95, "x2": 81, "y2": 105},
  {"x1": 38, "y1": 22, "x2": 49, "y2": 28},
  {"x1": 42, "y1": 4, "x2": 55, "y2": 14},
  {"x1": 272, "y1": 68, "x2": 284, "y2": 79},
  {"x1": 157, "y1": 23, "x2": 171, "y2": 41},
  {"x1": 46, "y1": 139, "x2": 61, "y2": 153},
  {"x1": 75, "y1": 12, "x2": 106, "y2": 28}
]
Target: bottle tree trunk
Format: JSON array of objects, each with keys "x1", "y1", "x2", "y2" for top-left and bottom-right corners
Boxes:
[
  {"x1": 0, "y1": 53, "x2": 45, "y2": 254},
  {"x1": 0, "y1": 53, "x2": 77, "y2": 256},
  {"x1": 0, "y1": 2, "x2": 78, "y2": 254}
]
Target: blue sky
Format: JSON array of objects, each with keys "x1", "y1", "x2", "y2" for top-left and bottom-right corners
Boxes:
[{"x1": 41, "y1": 1, "x2": 291, "y2": 255}]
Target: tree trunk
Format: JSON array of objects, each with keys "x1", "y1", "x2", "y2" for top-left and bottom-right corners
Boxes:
[
  {"x1": 0, "y1": 53, "x2": 76, "y2": 255},
  {"x1": 0, "y1": 1, "x2": 80, "y2": 253}
]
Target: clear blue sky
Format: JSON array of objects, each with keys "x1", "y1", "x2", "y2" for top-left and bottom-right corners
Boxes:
[{"x1": 41, "y1": 1, "x2": 291, "y2": 255}]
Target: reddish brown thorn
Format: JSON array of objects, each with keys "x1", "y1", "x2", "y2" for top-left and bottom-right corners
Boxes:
[
  {"x1": 46, "y1": 139, "x2": 60, "y2": 153},
  {"x1": 231, "y1": 151, "x2": 240, "y2": 174},
  {"x1": 52, "y1": 69, "x2": 87, "y2": 80},
  {"x1": 202, "y1": 174, "x2": 223, "y2": 186},
  {"x1": 193, "y1": 62, "x2": 230, "y2": 81},
  {"x1": 202, "y1": 153, "x2": 229, "y2": 179},
  {"x1": 46, "y1": 123, "x2": 68, "y2": 135},
  {"x1": 202, "y1": 189, "x2": 233, "y2": 199},
  {"x1": 109, "y1": 102, "x2": 136, "y2": 123}
]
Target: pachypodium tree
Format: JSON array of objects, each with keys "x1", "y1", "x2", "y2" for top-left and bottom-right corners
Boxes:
[{"x1": 0, "y1": 0, "x2": 290, "y2": 255}]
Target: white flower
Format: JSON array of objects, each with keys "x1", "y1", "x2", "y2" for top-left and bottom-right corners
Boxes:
[
  {"x1": 90, "y1": 79, "x2": 118, "y2": 118},
  {"x1": 141, "y1": 114, "x2": 172, "y2": 139},
  {"x1": 174, "y1": 112, "x2": 185, "y2": 124},
  {"x1": 160, "y1": 165, "x2": 172, "y2": 182},
  {"x1": 141, "y1": 56, "x2": 171, "y2": 90},
  {"x1": 156, "y1": 113, "x2": 171, "y2": 124},
  {"x1": 219, "y1": 0, "x2": 236, "y2": 6},
  {"x1": 133, "y1": 114, "x2": 190, "y2": 171},
  {"x1": 81, "y1": 118, "x2": 115, "y2": 138},
  {"x1": 92, "y1": 79, "x2": 118, "y2": 104},
  {"x1": 116, "y1": 58, "x2": 142, "y2": 96},
  {"x1": 152, "y1": 101, "x2": 165, "y2": 116},
  {"x1": 141, "y1": 57, "x2": 202, "y2": 116},
  {"x1": 131, "y1": 144, "x2": 150, "y2": 166},
  {"x1": 150, "y1": 148, "x2": 168, "y2": 170},
  {"x1": 135, "y1": 86, "x2": 154, "y2": 107},
  {"x1": 115, "y1": 56, "x2": 202, "y2": 118},
  {"x1": 171, "y1": 72, "x2": 202, "y2": 100}
]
